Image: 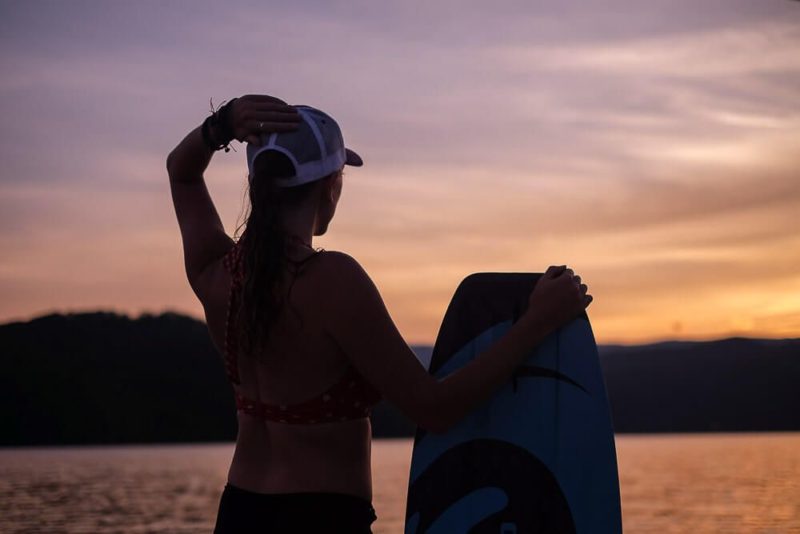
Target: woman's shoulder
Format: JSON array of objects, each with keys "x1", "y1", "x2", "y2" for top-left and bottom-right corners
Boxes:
[
  {"x1": 309, "y1": 250, "x2": 387, "y2": 331},
  {"x1": 311, "y1": 250, "x2": 377, "y2": 290},
  {"x1": 315, "y1": 249, "x2": 359, "y2": 268}
]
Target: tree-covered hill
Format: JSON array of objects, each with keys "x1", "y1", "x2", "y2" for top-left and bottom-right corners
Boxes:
[{"x1": 1, "y1": 311, "x2": 798, "y2": 446}]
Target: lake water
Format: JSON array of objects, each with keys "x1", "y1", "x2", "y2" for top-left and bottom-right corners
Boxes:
[{"x1": 1, "y1": 434, "x2": 798, "y2": 533}]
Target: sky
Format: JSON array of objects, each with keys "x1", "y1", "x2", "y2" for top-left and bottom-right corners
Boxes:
[{"x1": 0, "y1": 0, "x2": 798, "y2": 345}]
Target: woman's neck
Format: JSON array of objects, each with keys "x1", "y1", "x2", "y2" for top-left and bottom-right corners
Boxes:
[
  {"x1": 279, "y1": 198, "x2": 317, "y2": 248},
  {"x1": 287, "y1": 234, "x2": 312, "y2": 249}
]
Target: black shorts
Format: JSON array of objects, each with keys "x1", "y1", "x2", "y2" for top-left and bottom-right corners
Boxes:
[{"x1": 213, "y1": 482, "x2": 378, "y2": 534}]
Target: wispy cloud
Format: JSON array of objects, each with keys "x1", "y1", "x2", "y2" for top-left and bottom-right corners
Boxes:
[{"x1": 1, "y1": 0, "x2": 798, "y2": 343}]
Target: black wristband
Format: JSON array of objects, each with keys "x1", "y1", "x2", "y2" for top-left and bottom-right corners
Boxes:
[
  {"x1": 201, "y1": 97, "x2": 238, "y2": 152},
  {"x1": 201, "y1": 115, "x2": 224, "y2": 151},
  {"x1": 215, "y1": 98, "x2": 237, "y2": 143}
]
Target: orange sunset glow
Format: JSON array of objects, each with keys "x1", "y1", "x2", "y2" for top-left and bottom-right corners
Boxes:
[{"x1": 1, "y1": 1, "x2": 798, "y2": 345}]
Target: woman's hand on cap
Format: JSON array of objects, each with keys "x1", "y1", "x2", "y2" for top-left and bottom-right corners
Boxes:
[{"x1": 230, "y1": 95, "x2": 301, "y2": 145}]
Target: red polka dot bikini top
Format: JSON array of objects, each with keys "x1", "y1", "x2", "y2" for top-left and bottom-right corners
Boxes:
[{"x1": 221, "y1": 240, "x2": 382, "y2": 424}]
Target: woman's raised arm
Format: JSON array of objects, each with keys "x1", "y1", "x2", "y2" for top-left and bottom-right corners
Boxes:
[{"x1": 166, "y1": 95, "x2": 300, "y2": 299}]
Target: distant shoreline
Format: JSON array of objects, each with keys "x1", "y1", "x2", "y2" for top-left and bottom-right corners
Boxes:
[{"x1": 2, "y1": 311, "x2": 798, "y2": 446}]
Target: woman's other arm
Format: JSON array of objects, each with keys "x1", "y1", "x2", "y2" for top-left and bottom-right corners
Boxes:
[{"x1": 321, "y1": 252, "x2": 591, "y2": 434}]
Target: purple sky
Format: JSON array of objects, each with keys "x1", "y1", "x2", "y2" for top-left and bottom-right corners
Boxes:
[{"x1": 1, "y1": 0, "x2": 799, "y2": 343}]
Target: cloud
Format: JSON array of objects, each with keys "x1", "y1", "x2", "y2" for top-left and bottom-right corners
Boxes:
[
  {"x1": 1, "y1": 0, "x2": 799, "y2": 343},
  {"x1": 493, "y1": 23, "x2": 800, "y2": 77}
]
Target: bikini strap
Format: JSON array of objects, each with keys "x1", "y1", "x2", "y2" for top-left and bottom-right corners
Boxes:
[
  {"x1": 222, "y1": 241, "x2": 245, "y2": 287},
  {"x1": 223, "y1": 241, "x2": 243, "y2": 384}
]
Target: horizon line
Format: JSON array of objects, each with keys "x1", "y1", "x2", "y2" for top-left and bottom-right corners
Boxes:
[{"x1": 4, "y1": 306, "x2": 798, "y2": 348}]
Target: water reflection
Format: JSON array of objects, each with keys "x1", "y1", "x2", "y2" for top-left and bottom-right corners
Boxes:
[{"x1": 0, "y1": 434, "x2": 798, "y2": 533}]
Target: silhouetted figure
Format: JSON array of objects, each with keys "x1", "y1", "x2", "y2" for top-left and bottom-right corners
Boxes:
[{"x1": 166, "y1": 94, "x2": 591, "y2": 533}]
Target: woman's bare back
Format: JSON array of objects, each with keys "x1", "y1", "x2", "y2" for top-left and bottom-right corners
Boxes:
[{"x1": 199, "y1": 246, "x2": 373, "y2": 500}]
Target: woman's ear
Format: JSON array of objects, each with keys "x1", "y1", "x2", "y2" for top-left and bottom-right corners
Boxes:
[
  {"x1": 328, "y1": 177, "x2": 338, "y2": 203},
  {"x1": 315, "y1": 175, "x2": 333, "y2": 204},
  {"x1": 320, "y1": 171, "x2": 342, "y2": 204},
  {"x1": 331, "y1": 169, "x2": 343, "y2": 202}
]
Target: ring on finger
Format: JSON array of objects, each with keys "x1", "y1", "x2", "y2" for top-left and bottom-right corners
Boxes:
[{"x1": 259, "y1": 121, "x2": 264, "y2": 130}]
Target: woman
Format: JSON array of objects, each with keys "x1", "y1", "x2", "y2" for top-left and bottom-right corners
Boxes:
[{"x1": 166, "y1": 94, "x2": 592, "y2": 533}]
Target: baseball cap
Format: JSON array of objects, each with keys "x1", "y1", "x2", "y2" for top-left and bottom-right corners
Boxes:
[{"x1": 246, "y1": 105, "x2": 363, "y2": 187}]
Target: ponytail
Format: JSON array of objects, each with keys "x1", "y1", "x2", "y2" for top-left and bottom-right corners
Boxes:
[{"x1": 232, "y1": 151, "x2": 312, "y2": 360}]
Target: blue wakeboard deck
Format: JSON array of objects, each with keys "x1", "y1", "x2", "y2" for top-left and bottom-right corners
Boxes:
[{"x1": 405, "y1": 273, "x2": 622, "y2": 534}]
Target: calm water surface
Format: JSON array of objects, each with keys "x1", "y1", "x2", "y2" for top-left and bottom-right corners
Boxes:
[{"x1": 1, "y1": 434, "x2": 798, "y2": 533}]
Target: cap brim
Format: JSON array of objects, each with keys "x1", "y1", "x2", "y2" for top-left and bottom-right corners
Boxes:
[{"x1": 345, "y1": 148, "x2": 363, "y2": 167}]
